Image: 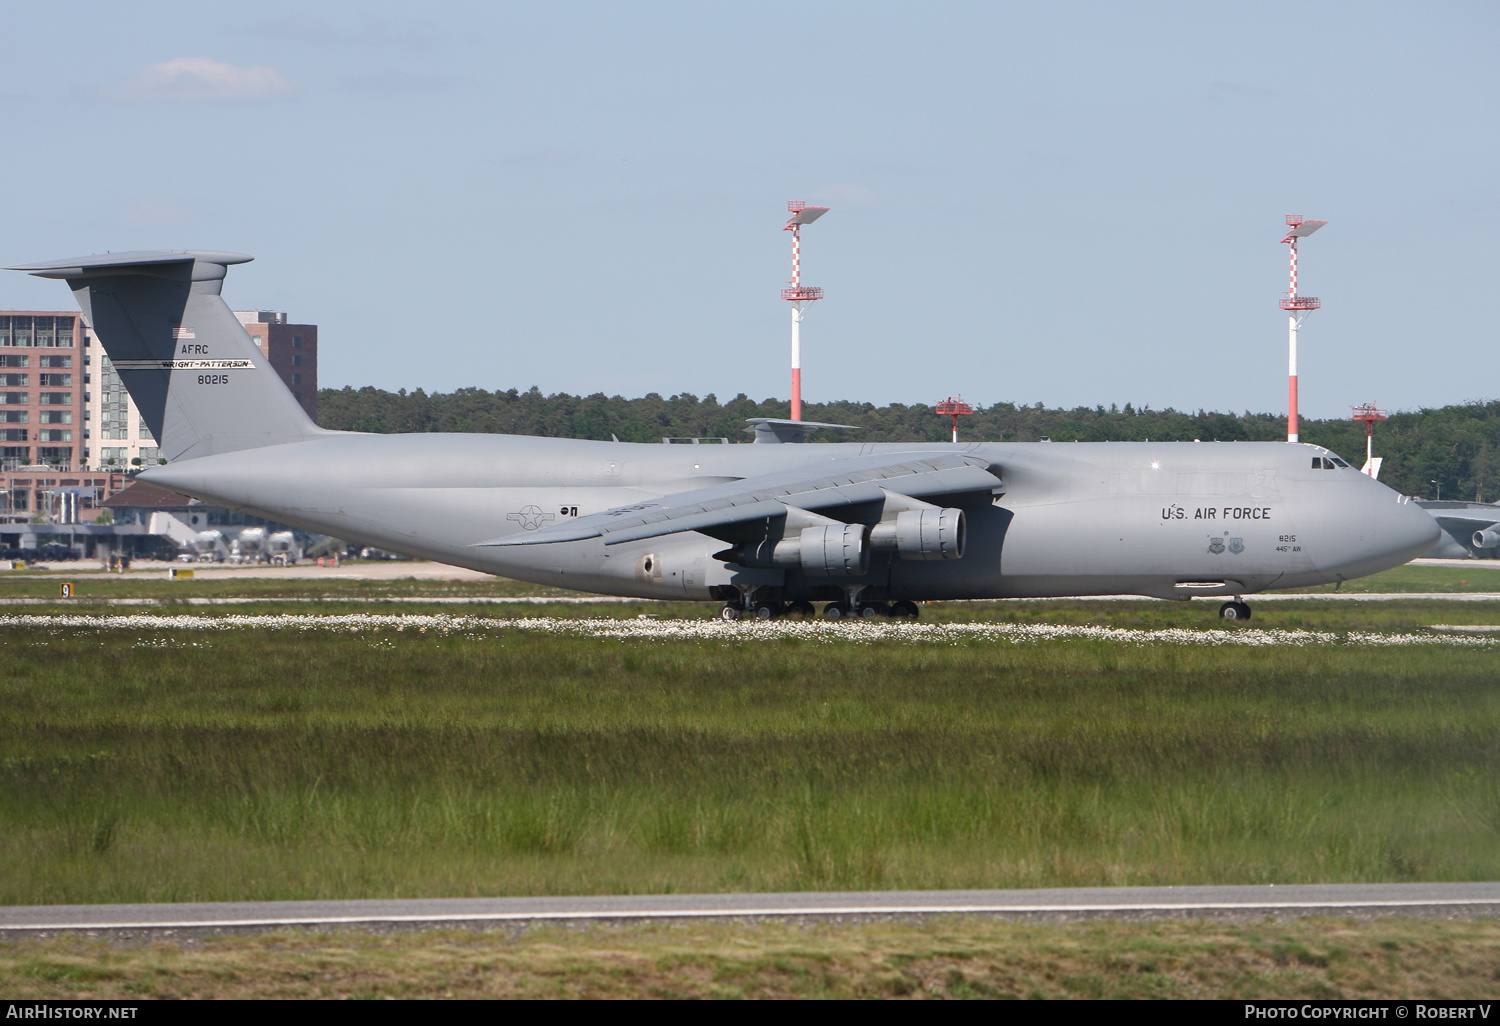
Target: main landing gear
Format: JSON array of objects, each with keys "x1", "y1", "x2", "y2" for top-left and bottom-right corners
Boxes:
[
  {"x1": 718, "y1": 599, "x2": 920, "y2": 621},
  {"x1": 1218, "y1": 599, "x2": 1252, "y2": 621},
  {"x1": 717, "y1": 600, "x2": 817, "y2": 621},
  {"x1": 822, "y1": 600, "x2": 920, "y2": 620}
]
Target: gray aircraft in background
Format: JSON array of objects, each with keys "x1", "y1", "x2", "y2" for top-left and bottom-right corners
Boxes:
[
  {"x1": 1419, "y1": 500, "x2": 1500, "y2": 559},
  {"x1": 10, "y1": 251, "x2": 1439, "y2": 620}
]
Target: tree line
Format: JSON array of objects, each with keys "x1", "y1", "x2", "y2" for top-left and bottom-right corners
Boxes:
[{"x1": 316, "y1": 385, "x2": 1500, "y2": 504}]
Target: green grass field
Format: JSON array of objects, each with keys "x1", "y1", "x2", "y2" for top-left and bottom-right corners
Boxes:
[
  {"x1": 6, "y1": 917, "x2": 1500, "y2": 999},
  {"x1": 6, "y1": 563, "x2": 1500, "y2": 630},
  {"x1": 6, "y1": 558, "x2": 1500, "y2": 600},
  {"x1": 3, "y1": 613, "x2": 1499, "y2": 906}
]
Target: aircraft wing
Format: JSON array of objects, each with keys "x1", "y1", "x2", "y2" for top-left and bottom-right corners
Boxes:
[
  {"x1": 477, "y1": 452, "x2": 1003, "y2": 547},
  {"x1": 1416, "y1": 500, "x2": 1500, "y2": 553}
]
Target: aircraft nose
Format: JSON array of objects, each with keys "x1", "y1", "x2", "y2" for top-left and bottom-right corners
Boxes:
[
  {"x1": 1391, "y1": 493, "x2": 1442, "y2": 558},
  {"x1": 1315, "y1": 486, "x2": 1441, "y2": 581},
  {"x1": 1364, "y1": 492, "x2": 1441, "y2": 571}
]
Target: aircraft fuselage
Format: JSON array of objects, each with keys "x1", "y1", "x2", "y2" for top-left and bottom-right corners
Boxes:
[{"x1": 142, "y1": 433, "x2": 1438, "y2": 604}]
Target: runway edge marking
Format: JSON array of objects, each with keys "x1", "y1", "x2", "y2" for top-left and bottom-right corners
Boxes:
[{"x1": 7, "y1": 897, "x2": 1500, "y2": 932}]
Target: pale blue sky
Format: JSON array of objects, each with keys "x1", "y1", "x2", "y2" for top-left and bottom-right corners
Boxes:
[{"x1": 3, "y1": 1, "x2": 1496, "y2": 418}]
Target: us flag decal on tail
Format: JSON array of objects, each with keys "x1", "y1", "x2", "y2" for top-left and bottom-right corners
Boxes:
[{"x1": 171, "y1": 327, "x2": 196, "y2": 340}]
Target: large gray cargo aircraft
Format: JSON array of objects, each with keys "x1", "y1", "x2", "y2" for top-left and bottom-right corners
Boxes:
[{"x1": 10, "y1": 251, "x2": 1439, "y2": 620}]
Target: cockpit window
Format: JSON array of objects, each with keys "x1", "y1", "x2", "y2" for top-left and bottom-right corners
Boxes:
[
  {"x1": 1331, "y1": 457, "x2": 1350, "y2": 468},
  {"x1": 1311, "y1": 456, "x2": 1353, "y2": 470}
]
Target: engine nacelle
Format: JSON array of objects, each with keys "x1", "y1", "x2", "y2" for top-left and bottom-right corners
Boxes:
[
  {"x1": 1473, "y1": 527, "x2": 1500, "y2": 550},
  {"x1": 869, "y1": 508, "x2": 966, "y2": 560},
  {"x1": 770, "y1": 524, "x2": 869, "y2": 577}
]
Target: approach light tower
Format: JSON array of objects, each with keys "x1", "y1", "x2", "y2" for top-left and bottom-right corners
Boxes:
[
  {"x1": 1280, "y1": 215, "x2": 1327, "y2": 442},
  {"x1": 936, "y1": 396, "x2": 975, "y2": 443},
  {"x1": 1351, "y1": 402, "x2": 1388, "y2": 477},
  {"x1": 782, "y1": 201, "x2": 829, "y2": 421}
]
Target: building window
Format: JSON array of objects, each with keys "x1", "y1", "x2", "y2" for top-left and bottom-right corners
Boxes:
[
  {"x1": 37, "y1": 447, "x2": 72, "y2": 464},
  {"x1": 38, "y1": 374, "x2": 70, "y2": 387},
  {"x1": 138, "y1": 447, "x2": 160, "y2": 463},
  {"x1": 0, "y1": 355, "x2": 28, "y2": 368},
  {"x1": 38, "y1": 393, "x2": 70, "y2": 405},
  {"x1": 0, "y1": 429, "x2": 27, "y2": 442},
  {"x1": 0, "y1": 393, "x2": 26, "y2": 405},
  {"x1": 6, "y1": 315, "x2": 30, "y2": 348},
  {"x1": 0, "y1": 411, "x2": 24, "y2": 423},
  {"x1": 292, "y1": 354, "x2": 301, "y2": 366},
  {"x1": 292, "y1": 373, "x2": 301, "y2": 385},
  {"x1": 292, "y1": 336, "x2": 302, "y2": 348},
  {"x1": 100, "y1": 447, "x2": 127, "y2": 465},
  {"x1": 38, "y1": 430, "x2": 71, "y2": 443},
  {"x1": 138, "y1": 422, "x2": 155, "y2": 441},
  {"x1": 39, "y1": 355, "x2": 70, "y2": 368},
  {"x1": 0, "y1": 374, "x2": 27, "y2": 387},
  {"x1": 39, "y1": 411, "x2": 71, "y2": 424}
]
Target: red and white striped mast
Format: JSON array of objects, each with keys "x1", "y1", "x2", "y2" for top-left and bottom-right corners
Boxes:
[
  {"x1": 1279, "y1": 215, "x2": 1326, "y2": 442},
  {"x1": 782, "y1": 201, "x2": 828, "y2": 421}
]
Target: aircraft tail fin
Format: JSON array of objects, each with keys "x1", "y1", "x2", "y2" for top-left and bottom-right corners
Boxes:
[{"x1": 7, "y1": 251, "x2": 327, "y2": 462}]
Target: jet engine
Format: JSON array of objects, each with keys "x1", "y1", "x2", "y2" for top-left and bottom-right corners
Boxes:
[
  {"x1": 1473, "y1": 527, "x2": 1500, "y2": 550},
  {"x1": 869, "y1": 507, "x2": 966, "y2": 560},
  {"x1": 773, "y1": 524, "x2": 869, "y2": 577}
]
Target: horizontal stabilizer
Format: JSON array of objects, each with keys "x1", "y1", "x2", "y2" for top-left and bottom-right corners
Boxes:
[{"x1": 8, "y1": 251, "x2": 253, "y2": 280}]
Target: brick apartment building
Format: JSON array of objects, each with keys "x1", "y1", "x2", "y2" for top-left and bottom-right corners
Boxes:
[
  {"x1": 234, "y1": 311, "x2": 318, "y2": 422},
  {"x1": 0, "y1": 311, "x2": 110, "y2": 518},
  {"x1": 0, "y1": 312, "x2": 85, "y2": 468}
]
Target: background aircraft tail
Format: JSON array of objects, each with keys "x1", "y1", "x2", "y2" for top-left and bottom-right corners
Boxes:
[{"x1": 8, "y1": 251, "x2": 326, "y2": 462}]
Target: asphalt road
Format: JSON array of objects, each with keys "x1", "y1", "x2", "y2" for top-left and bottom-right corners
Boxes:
[{"x1": 4, "y1": 884, "x2": 1499, "y2": 938}]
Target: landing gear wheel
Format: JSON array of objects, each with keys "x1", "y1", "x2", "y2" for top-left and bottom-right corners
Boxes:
[
  {"x1": 718, "y1": 604, "x2": 741, "y2": 621},
  {"x1": 890, "y1": 600, "x2": 921, "y2": 620},
  {"x1": 1218, "y1": 601, "x2": 1251, "y2": 621},
  {"x1": 822, "y1": 603, "x2": 847, "y2": 620},
  {"x1": 857, "y1": 602, "x2": 889, "y2": 619},
  {"x1": 787, "y1": 601, "x2": 816, "y2": 619},
  {"x1": 752, "y1": 602, "x2": 781, "y2": 621}
]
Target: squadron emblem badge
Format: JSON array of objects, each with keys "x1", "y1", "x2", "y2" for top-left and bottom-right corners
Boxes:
[
  {"x1": 1228, "y1": 537, "x2": 1245, "y2": 554},
  {"x1": 1207, "y1": 537, "x2": 1225, "y2": 555}
]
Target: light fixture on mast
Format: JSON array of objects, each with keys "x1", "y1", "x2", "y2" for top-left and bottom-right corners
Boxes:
[
  {"x1": 1280, "y1": 215, "x2": 1326, "y2": 443},
  {"x1": 782, "y1": 201, "x2": 828, "y2": 422},
  {"x1": 935, "y1": 396, "x2": 975, "y2": 443}
]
